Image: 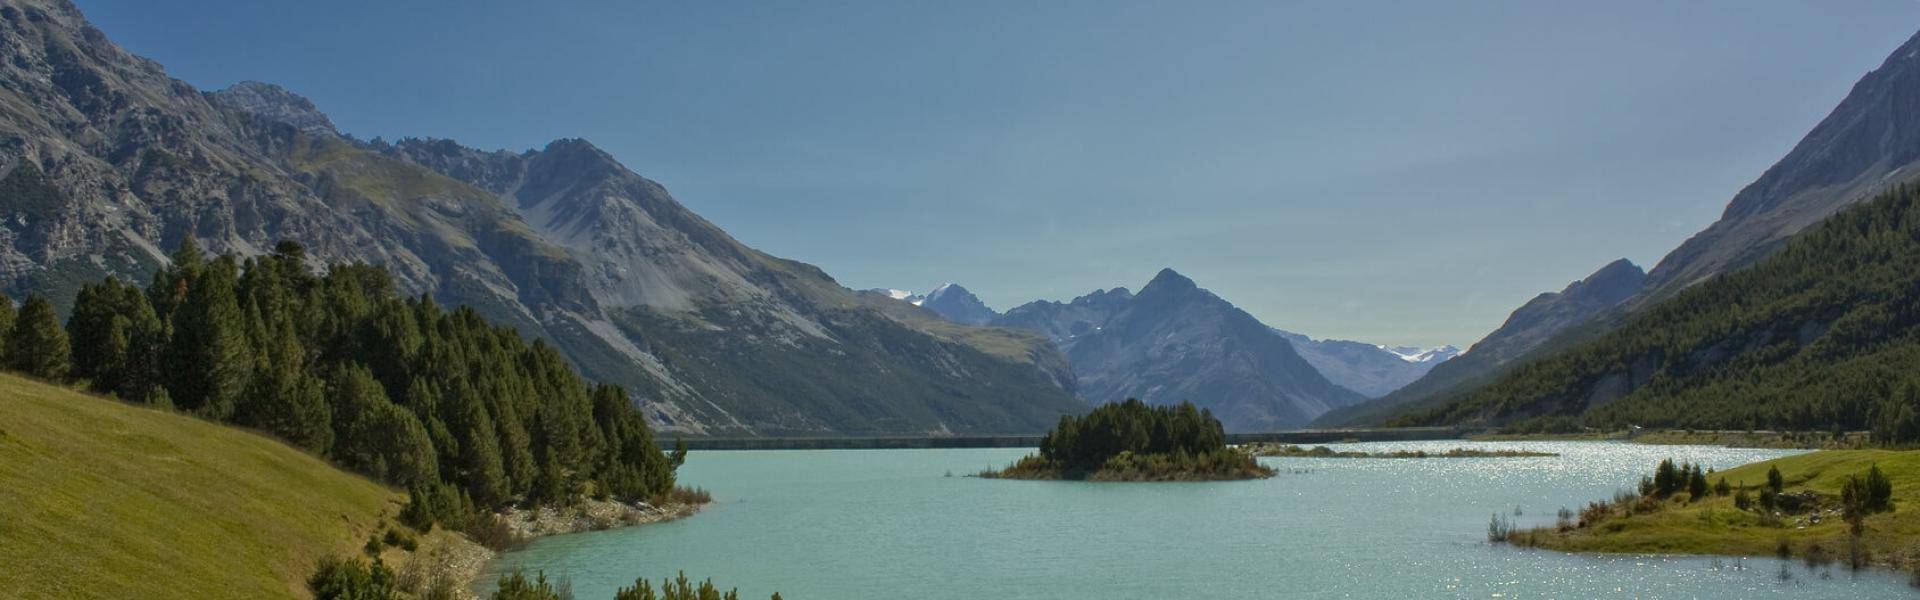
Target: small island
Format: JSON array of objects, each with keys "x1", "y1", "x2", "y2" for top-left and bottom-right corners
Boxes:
[
  {"x1": 1250, "y1": 444, "x2": 1558, "y2": 458},
  {"x1": 980, "y1": 399, "x2": 1275, "y2": 481}
]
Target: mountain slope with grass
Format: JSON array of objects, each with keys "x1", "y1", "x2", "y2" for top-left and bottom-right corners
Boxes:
[
  {"x1": 0, "y1": 373, "x2": 401, "y2": 599},
  {"x1": 1392, "y1": 184, "x2": 1920, "y2": 432}
]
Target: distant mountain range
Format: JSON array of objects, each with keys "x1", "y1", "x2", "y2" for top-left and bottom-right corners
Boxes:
[
  {"x1": 1348, "y1": 27, "x2": 1920, "y2": 428},
  {"x1": 0, "y1": 0, "x2": 1083, "y2": 436},
  {"x1": 882, "y1": 272, "x2": 1460, "y2": 419},
  {"x1": 1274, "y1": 331, "x2": 1458, "y2": 398},
  {"x1": 997, "y1": 269, "x2": 1367, "y2": 430}
]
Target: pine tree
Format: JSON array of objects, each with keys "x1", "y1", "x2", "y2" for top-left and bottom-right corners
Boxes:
[
  {"x1": 7, "y1": 294, "x2": 69, "y2": 379},
  {"x1": 1767, "y1": 465, "x2": 1785, "y2": 493},
  {"x1": 67, "y1": 279, "x2": 136, "y2": 393},
  {"x1": 0, "y1": 293, "x2": 16, "y2": 365},
  {"x1": 167, "y1": 256, "x2": 253, "y2": 420}
]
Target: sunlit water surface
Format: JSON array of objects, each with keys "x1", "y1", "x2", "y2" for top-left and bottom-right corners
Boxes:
[{"x1": 484, "y1": 441, "x2": 1912, "y2": 598}]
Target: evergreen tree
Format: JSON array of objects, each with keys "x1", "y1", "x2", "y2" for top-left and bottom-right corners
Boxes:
[
  {"x1": 167, "y1": 256, "x2": 252, "y2": 420},
  {"x1": 1767, "y1": 466, "x2": 1785, "y2": 493},
  {"x1": 307, "y1": 556, "x2": 400, "y2": 600},
  {"x1": 328, "y1": 364, "x2": 438, "y2": 487},
  {"x1": 0, "y1": 293, "x2": 16, "y2": 364},
  {"x1": 489, "y1": 569, "x2": 561, "y2": 600},
  {"x1": 7, "y1": 294, "x2": 69, "y2": 379},
  {"x1": 67, "y1": 279, "x2": 138, "y2": 393}
]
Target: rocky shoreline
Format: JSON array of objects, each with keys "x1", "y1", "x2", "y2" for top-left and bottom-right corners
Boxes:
[{"x1": 415, "y1": 498, "x2": 705, "y2": 599}]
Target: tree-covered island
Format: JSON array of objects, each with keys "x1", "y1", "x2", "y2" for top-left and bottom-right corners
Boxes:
[{"x1": 980, "y1": 399, "x2": 1275, "y2": 481}]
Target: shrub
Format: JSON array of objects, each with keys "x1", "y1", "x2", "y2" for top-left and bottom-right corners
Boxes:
[
  {"x1": 616, "y1": 571, "x2": 774, "y2": 600},
  {"x1": 491, "y1": 569, "x2": 565, "y2": 600},
  {"x1": 309, "y1": 556, "x2": 401, "y2": 600}
]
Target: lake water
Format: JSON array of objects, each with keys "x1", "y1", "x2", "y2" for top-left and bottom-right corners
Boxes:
[{"x1": 484, "y1": 441, "x2": 1914, "y2": 598}]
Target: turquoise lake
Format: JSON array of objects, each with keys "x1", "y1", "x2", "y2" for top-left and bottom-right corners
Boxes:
[{"x1": 484, "y1": 441, "x2": 1913, "y2": 598}]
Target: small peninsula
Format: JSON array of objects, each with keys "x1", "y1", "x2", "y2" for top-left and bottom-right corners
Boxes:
[
  {"x1": 981, "y1": 399, "x2": 1275, "y2": 481},
  {"x1": 1495, "y1": 450, "x2": 1917, "y2": 573}
]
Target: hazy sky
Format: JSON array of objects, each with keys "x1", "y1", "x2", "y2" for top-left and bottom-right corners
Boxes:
[{"x1": 79, "y1": 1, "x2": 1920, "y2": 347}]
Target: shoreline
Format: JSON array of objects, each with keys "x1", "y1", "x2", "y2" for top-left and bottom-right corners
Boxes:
[
  {"x1": 1247, "y1": 443, "x2": 1557, "y2": 458},
  {"x1": 427, "y1": 498, "x2": 708, "y2": 599},
  {"x1": 1467, "y1": 429, "x2": 1870, "y2": 450}
]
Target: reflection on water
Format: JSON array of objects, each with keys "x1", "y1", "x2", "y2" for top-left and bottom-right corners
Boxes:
[{"x1": 486, "y1": 441, "x2": 1911, "y2": 599}]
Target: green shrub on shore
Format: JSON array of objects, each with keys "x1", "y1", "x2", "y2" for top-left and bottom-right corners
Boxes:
[
  {"x1": 982, "y1": 399, "x2": 1273, "y2": 481},
  {"x1": 308, "y1": 556, "x2": 402, "y2": 600}
]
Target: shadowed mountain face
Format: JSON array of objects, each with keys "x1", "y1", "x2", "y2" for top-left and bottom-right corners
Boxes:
[
  {"x1": 0, "y1": 0, "x2": 1082, "y2": 436},
  {"x1": 1634, "y1": 30, "x2": 1920, "y2": 309},
  {"x1": 1318, "y1": 259, "x2": 1644, "y2": 426},
  {"x1": 1362, "y1": 29, "x2": 1920, "y2": 426},
  {"x1": 996, "y1": 269, "x2": 1364, "y2": 431},
  {"x1": 1274, "y1": 331, "x2": 1457, "y2": 398}
]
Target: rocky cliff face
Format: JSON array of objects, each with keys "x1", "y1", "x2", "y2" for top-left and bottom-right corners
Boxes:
[
  {"x1": 997, "y1": 269, "x2": 1363, "y2": 431},
  {"x1": 0, "y1": 0, "x2": 1082, "y2": 436},
  {"x1": 208, "y1": 81, "x2": 337, "y2": 137}
]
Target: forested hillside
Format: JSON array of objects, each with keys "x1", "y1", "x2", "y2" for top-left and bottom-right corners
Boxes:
[
  {"x1": 1392, "y1": 184, "x2": 1920, "y2": 440},
  {"x1": 26, "y1": 238, "x2": 680, "y2": 514}
]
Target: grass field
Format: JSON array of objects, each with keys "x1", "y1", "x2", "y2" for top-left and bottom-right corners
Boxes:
[
  {"x1": 0, "y1": 373, "x2": 405, "y2": 599},
  {"x1": 1522, "y1": 450, "x2": 1920, "y2": 570}
]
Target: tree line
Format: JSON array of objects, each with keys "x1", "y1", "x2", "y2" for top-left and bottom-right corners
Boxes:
[
  {"x1": 983, "y1": 399, "x2": 1271, "y2": 481},
  {"x1": 8, "y1": 237, "x2": 681, "y2": 516},
  {"x1": 1039, "y1": 398, "x2": 1227, "y2": 471},
  {"x1": 1390, "y1": 183, "x2": 1920, "y2": 442}
]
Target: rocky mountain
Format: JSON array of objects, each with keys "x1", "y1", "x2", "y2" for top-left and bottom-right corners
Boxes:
[
  {"x1": 1316, "y1": 259, "x2": 1644, "y2": 425},
  {"x1": 918, "y1": 283, "x2": 999, "y2": 325},
  {"x1": 0, "y1": 0, "x2": 1082, "y2": 436},
  {"x1": 867, "y1": 283, "x2": 999, "y2": 325},
  {"x1": 993, "y1": 286, "x2": 1133, "y2": 342},
  {"x1": 1273, "y1": 331, "x2": 1457, "y2": 398},
  {"x1": 995, "y1": 269, "x2": 1364, "y2": 431},
  {"x1": 1354, "y1": 28, "x2": 1920, "y2": 426},
  {"x1": 207, "y1": 81, "x2": 336, "y2": 137},
  {"x1": 1632, "y1": 30, "x2": 1920, "y2": 309}
]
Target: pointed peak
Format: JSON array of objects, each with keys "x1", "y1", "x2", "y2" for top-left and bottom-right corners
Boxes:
[
  {"x1": 540, "y1": 137, "x2": 611, "y2": 157},
  {"x1": 1577, "y1": 258, "x2": 1646, "y2": 291},
  {"x1": 1142, "y1": 268, "x2": 1196, "y2": 292}
]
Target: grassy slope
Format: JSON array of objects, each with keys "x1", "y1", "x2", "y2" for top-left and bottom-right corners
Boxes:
[
  {"x1": 1530, "y1": 450, "x2": 1920, "y2": 564},
  {"x1": 0, "y1": 373, "x2": 402, "y2": 599}
]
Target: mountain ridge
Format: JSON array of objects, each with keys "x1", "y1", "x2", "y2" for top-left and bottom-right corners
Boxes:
[{"x1": 0, "y1": 0, "x2": 1083, "y2": 436}]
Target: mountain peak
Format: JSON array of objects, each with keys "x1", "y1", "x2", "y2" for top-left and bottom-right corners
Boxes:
[
  {"x1": 208, "y1": 81, "x2": 337, "y2": 136},
  {"x1": 916, "y1": 283, "x2": 998, "y2": 325},
  {"x1": 1572, "y1": 258, "x2": 1646, "y2": 298},
  {"x1": 1141, "y1": 268, "x2": 1196, "y2": 293}
]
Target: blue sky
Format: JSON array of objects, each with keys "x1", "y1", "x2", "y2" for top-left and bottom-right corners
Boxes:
[{"x1": 78, "y1": 1, "x2": 1920, "y2": 347}]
